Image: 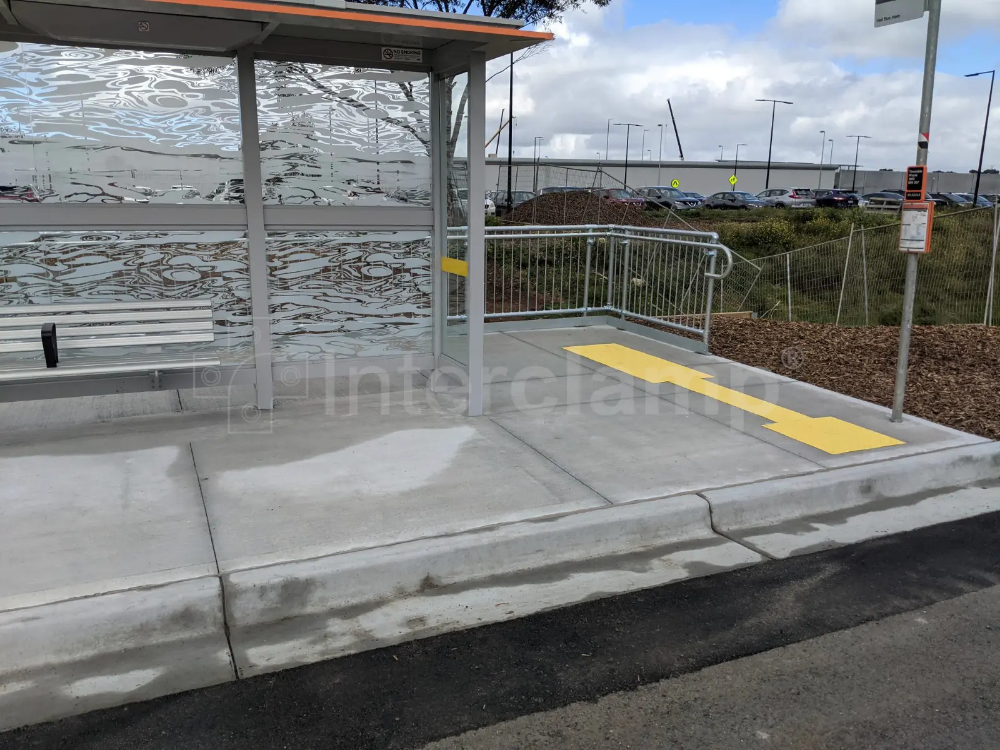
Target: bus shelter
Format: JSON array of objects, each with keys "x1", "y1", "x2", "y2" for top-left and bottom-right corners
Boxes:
[{"x1": 0, "y1": 0, "x2": 550, "y2": 415}]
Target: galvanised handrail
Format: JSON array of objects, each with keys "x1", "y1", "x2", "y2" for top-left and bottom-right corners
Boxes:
[{"x1": 446, "y1": 224, "x2": 735, "y2": 346}]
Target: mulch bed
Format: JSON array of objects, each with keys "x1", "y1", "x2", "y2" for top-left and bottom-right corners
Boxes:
[
  {"x1": 709, "y1": 318, "x2": 1000, "y2": 440},
  {"x1": 505, "y1": 192, "x2": 669, "y2": 228}
]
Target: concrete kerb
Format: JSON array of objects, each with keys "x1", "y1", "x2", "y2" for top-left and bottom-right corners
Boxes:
[
  {"x1": 222, "y1": 494, "x2": 764, "y2": 678},
  {"x1": 0, "y1": 578, "x2": 233, "y2": 732},
  {"x1": 704, "y1": 441, "x2": 1000, "y2": 559}
]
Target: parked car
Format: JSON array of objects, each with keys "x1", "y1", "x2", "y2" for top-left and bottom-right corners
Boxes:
[
  {"x1": 929, "y1": 192, "x2": 972, "y2": 207},
  {"x1": 954, "y1": 193, "x2": 994, "y2": 207},
  {"x1": 703, "y1": 191, "x2": 767, "y2": 210},
  {"x1": 683, "y1": 191, "x2": 707, "y2": 205},
  {"x1": 538, "y1": 186, "x2": 583, "y2": 195},
  {"x1": 591, "y1": 188, "x2": 649, "y2": 207},
  {"x1": 635, "y1": 186, "x2": 700, "y2": 210},
  {"x1": 488, "y1": 190, "x2": 536, "y2": 210},
  {"x1": 863, "y1": 191, "x2": 904, "y2": 203},
  {"x1": 756, "y1": 187, "x2": 815, "y2": 208},
  {"x1": 813, "y1": 189, "x2": 859, "y2": 209},
  {"x1": 457, "y1": 188, "x2": 496, "y2": 215},
  {"x1": 0, "y1": 185, "x2": 40, "y2": 203}
]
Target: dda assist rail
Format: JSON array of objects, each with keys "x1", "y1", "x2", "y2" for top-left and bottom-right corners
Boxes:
[{"x1": 445, "y1": 224, "x2": 735, "y2": 345}]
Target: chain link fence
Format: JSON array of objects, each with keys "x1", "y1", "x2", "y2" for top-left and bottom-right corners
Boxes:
[{"x1": 718, "y1": 205, "x2": 1000, "y2": 326}]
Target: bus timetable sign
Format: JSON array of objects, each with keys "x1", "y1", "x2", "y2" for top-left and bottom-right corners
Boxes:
[{"x1": 875, "y1": 0, "x2": 927, "y2": 27}]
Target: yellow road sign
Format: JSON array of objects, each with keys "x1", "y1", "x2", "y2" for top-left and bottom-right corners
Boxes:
[
  {"x1": 564, "y1": 344, "x2": 905, "y2": 455},
  {"x1": 729, "y1": 175, "x2": 738, "y2": 186},
  {"x1": 670, "y1": 179, "x2": 680, "y2": 188}
]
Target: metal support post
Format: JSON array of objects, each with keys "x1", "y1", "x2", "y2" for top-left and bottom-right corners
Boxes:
[
  {"x1": 430, "y1": 73, "x2": 446, "y2": 364},
  {"x1": 836, "y1": 224, "x2": 854, "y2": 326},
  {"x1": 703, "y1": 249, "x2": 718, "y2": 348},
  {"x1": 893, "y1": 0, "x2": 941, "y2": 422},
  {"x1": 986, "y1": 202, "x2": 1000, "y2": 325},
  {"x1": 786, "y1": 253, "x2": 793, "y2": 322},
  {"x1": 466, "y1": 51, "x2": 487, "y2": 417},
  {"x1": 862, "y1": 229, "x2": 871, "y2": 326},
  {"x1": 619, "y1": 239, "x2": 631, "y2": 317},
  {"x1": 236, "y1": 49, "x2": 274, "y2": 411},
  {"x1": 583, "y1": 234, "x2": 594, "y2": 315}
]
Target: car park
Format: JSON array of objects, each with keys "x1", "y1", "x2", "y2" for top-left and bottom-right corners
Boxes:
[
  {"x1": 635, "y1": 186, "x2": 700, "y2": 210},
  {"x1": 703, "y1": 191, "x2": 767, "y2": 210},
  {"x1": 488, "y1": 190, "x2": 536, "y2": 211},
  {"x1": 756, "y1": 187, "x2": 815, "y2": 208},
  {"x1": 813, "y1": 189, "x2": 859, "y2": 209},
  {"x1": 592, "y1": 188, "x2": 649, "y2": 206},
  {"x1": 954, "y1": 193, "x2": 993, "y2": 207},
  {"x1": 929, "y1": 193, "x2": 972, "y2": 207}
]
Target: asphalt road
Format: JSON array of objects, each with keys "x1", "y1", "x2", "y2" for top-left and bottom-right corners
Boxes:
[
  {"x1": 426, "y1": 583, "x2": 1000, "y2": 750},
  {"x1": 4, "y1": 510, "x2": 1000, "y2": 750}
]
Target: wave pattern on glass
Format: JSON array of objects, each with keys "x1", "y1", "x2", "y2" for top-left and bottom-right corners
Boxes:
[
  {"x1": 256, "y1": 62, "x2": 431, "y2": 207},
  {"x1": 0, "y1": 43, "x2": 242, "y2": 203},
  {"x1": 268, "y1": 231, "x2": 432, "y2": 361},
  {"x1": 0, "y1": 231, "x2": 251, "y2": 363}
]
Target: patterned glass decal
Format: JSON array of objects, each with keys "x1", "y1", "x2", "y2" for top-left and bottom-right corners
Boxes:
[
  {"x1": 0, "y1": 43, "x2": 242, "y2": 203},
  {"x1": 268, "y1": 231, "x2": 432, "y2": 361},
  {"x1": 255, "y1": 62, "x2": 431, "y2": 207},
  {"x1": 0, "y1": 231, "x2": 251, "y2": 362}
]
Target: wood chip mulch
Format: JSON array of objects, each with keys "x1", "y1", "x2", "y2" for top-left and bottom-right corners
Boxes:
[{"x1": 709, "y1": 318, "x2": 1000, "y2": 440}]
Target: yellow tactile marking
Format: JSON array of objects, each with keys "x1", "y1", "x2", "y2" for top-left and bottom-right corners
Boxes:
[
  {"x1": 565, "y1": 343, "x2": 905, "y2": 455},
  {"x1": 441, "y1": 257, "x2": 468, "y2": 277}
]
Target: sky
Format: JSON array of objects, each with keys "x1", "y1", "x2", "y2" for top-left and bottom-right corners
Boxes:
[{"x1": 486, "y1": 0, "x2": 1000, "y2": 172}]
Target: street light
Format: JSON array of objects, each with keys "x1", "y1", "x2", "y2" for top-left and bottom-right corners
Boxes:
[
  {"x1": 614, "y1": 122, "x2": 642, "y2": 187},
  {"x1": 755, "y1": 99, "x2": 793, "y2": 189},
  {"x1": 846, "y1": 135, "x2": 871, "y2": 192},
  {"x1": 641, "y1": 129, "x2": 648, "y2": 161},
  {"x1": 657, "y1": 124, "x2": 667, "y2": 185},
  {"x1": 718, "y1": 145, "x2": 724, "y2": 161},
  {"x1": 605, "y1": 118, "x2": 613, "y2": 161},
  {"x1": 966, "y1": 69, "x2": 995, "y2": 206},
  {"x1": 818, "y1": 130, "x2": 827, "y2": 189},
  {"x1": 732, "y1": 143, "x2": 748, "y2": 191}
]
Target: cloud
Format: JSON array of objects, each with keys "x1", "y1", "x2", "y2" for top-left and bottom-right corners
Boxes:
[{"x1": 485, "y1": 1, "x2": 1000, "y2": 173}]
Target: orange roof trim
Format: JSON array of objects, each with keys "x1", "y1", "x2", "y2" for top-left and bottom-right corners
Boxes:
[{"x1": 146, "y1": 0, "x2": 555, "y2": 40}]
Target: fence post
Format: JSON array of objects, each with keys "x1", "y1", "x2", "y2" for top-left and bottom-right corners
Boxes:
[
  {"x1": 606, "y1": 235, "x2": 617, "y2": 312},
  {"x1": 986, "y1": 202, "x2": 1000, "y2": 325},
  {"x1": 703, "y1": 249, "x2": 718, "y2": 349},
  {"x1": 836, "y1": 223, "x2": 855, "y2": 326},
  {"x1": 786, "y1": 253, "x2": 793, "y2": 322},
  {"x1": 619, "y1": 239, "x2": 631, "y2": 318},
  {"x1": 583, "y1": 234, "x2": 594, "y2": 316},
  {"x1": 861, "y1": 228, "x2": 870, "y2": 326}
]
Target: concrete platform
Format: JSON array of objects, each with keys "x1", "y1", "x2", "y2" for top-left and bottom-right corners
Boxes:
[{"x1": 1, "y1": 324, "x2": 997, "y2": 732}]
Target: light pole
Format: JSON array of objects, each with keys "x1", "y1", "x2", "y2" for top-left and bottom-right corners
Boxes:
[
  {"x1": 718, "y1": 145, "x2": 724, "y2": 161},
  {"x1": 818, "y1": 130, "x2": 827, "y2": 189},
  {"x1": 605, "y1": 118, "x2": 613, "y2": 161},
  {"x1": 532, "y1": 136, "x2": 544, "y2": 194},
  {"x1": 966, "y1": 69, "x2": 995, "y2": 206},
  {"x1": 641, "y1": 129, "x2": 648, "y2": 161},
  {"x1": 615, "y1": 122, "x2": 642, "y2": 187},
  {"x1": 846, "y1": 135, "x2": 871, "y2": 192},
  {"x1": 756, "y1": 99, "x2": 793, "y2": 189},
  {"x1": 657, "y1": 124, "x2": 666, "y2": 185},
  {"x1": 733, "y1": 143, "x2": 747, "y2": 191}
]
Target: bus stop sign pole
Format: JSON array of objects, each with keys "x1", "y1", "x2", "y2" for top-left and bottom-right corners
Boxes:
[{"x1": 891, "y1": 0, "x2": 941, "y2": 423}]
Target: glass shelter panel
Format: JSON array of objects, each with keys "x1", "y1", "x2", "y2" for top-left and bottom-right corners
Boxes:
[
  {"x1": 268, "y1": 231, "x2": 432, "y2": 362},
  {"x1": 255, "y1": 61, "x2": 431, "y2": 206},
  {"x1": 0, "y1": 44, "x2": 242, "y2": 203},
  {"x1": 0, "y1": 231, "x2": 252, "y2": 364}
]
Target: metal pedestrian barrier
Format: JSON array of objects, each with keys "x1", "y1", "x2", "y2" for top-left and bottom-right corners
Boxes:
[{"x1": 446, "y1": 224, "x2": 734, "y2": 346}]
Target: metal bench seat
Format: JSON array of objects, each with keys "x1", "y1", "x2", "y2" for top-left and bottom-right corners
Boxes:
[{"x1": 0, "y1": 300, "x2": 220, "y2": 385}]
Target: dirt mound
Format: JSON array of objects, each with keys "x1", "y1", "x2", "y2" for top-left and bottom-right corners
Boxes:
[
  {"x1": 710, "y1": 317, "x2": 1000, "y2": 440},
  {"x1": 505, "y1": 192, "x2": 668, "y2": 228}
]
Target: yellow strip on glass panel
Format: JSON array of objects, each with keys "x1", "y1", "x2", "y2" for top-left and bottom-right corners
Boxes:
[{"x1": 442, "y1": 257, "x2": 469, "y2": 277}]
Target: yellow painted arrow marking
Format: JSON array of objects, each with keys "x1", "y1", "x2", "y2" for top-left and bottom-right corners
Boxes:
[{"x1": 565, "y1": 343, "x2": 905, "y2": 456}]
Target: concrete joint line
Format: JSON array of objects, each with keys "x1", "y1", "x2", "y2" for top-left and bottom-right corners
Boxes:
[
  {"x1": 488, "y1": 416, "x2": 615, "y2": 507},
  {"x1": 189, "y1": 442, "x2": 239, "y2": 681},
  {"x1": 696, "y1": 492, "x2": 778, "y2": 561}
]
